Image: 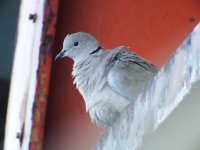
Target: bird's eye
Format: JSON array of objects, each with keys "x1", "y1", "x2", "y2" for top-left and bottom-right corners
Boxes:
[{"x1": 74, "y1": 41, "x2": 79, "y2": 46}]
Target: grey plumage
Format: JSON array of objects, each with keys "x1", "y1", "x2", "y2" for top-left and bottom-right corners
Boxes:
[{"x1": 55, "y1": 32, "x2": 157, "y2": 127}]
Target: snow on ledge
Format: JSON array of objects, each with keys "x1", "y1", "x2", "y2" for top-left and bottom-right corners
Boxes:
[{"x1": 93, "y1": 23, "x2": 200, "y2": 150}]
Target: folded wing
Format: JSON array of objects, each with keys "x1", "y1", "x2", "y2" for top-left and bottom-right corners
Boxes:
[{"x1": 107, "y1": 47, "x2": 157, "y2": 101}]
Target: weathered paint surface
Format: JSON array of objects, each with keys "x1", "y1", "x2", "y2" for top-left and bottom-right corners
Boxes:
[{"x1": 30, "y1": 0, "x2": 59, "y2": 149}]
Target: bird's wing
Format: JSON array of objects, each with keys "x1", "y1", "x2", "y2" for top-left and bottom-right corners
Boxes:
[{"x1": 107, "y1": 46, "x2": 157, "y2": 101}]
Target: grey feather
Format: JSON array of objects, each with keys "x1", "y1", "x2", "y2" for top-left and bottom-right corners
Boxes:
[
  {"x1": 55, "y1": 32, "x2": 157, "y2": 127},
  {"x1": 107, "y1": 46, "x2": 157, "y2": 101}
]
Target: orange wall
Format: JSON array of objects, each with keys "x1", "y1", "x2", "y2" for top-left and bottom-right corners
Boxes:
[{"x1": 44, "y1": 0, "x2": 200, "y2": 149}]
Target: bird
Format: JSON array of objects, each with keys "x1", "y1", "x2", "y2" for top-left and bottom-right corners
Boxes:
[{"x1": 55, "y1": 32, "x2": 157, "y2": 127}]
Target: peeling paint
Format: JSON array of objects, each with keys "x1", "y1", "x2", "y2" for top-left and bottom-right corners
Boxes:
[{"x1": 29, "y1": 0, "x2": 59, "y2": 149}]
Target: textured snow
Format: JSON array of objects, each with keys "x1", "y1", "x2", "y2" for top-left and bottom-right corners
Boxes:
[{"x1": 93, "y1": 23, "x2": 200, "y2": 150}]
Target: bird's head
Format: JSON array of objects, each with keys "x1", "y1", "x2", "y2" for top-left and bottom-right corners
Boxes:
[{"x1": 55, "y1": 32, "x2": 101, "y2": 62}]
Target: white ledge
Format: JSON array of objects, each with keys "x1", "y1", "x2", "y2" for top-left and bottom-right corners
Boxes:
[{"x1": 93, "y1": 23, "x2": 200, "y2": 150}]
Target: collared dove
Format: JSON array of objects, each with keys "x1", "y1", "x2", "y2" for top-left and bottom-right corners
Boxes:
[{"x1": 55, "y1": 32, "x2": 157, "y2": 127}]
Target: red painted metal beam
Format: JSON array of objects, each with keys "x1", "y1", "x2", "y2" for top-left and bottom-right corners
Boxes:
[
  {"x1": 44, "y1": 0, "x2": 200, "y2": 149},
  {"x1": 30, "y1": 0, "x2": 59, "y2": 149}
]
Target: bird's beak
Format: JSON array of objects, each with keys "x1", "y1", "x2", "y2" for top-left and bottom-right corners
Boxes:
[{"x1": 55, "y1": 50, "x2": 67, "y2": 61}]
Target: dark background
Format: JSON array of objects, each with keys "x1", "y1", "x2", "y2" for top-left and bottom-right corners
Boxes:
[{"x1": 0, "y1": 0, "x2": 20, "y2": 149}]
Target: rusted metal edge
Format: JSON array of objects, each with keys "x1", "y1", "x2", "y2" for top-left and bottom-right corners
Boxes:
[{"x1": 29, "y1": 0, "x2": 59, "y2": 149}]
